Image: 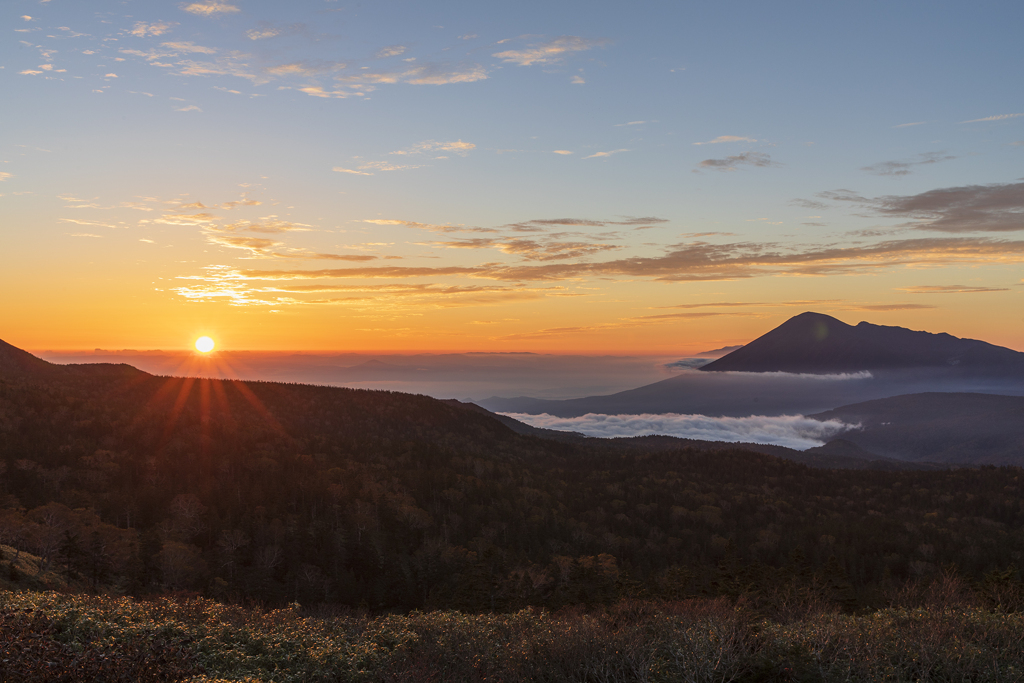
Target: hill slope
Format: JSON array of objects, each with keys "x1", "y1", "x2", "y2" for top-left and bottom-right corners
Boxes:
[
  {"x1": 810, "y1": 392, "x2": 1024, "y2": 464},
  {"x1": 2, "y1": 338, "x2": 1023, "y2": 611}
]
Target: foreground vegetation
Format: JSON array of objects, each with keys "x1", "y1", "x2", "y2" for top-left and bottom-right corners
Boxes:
[
  {"x1": 4, "y1": 352, "x2": 1024, "y2": 680},
  {"x1": 3, "y1": 580, "x2": 1024, "y2": 682},
  {"x1": 3, "y1": 372, "x2": 1024, "y2": 611}
]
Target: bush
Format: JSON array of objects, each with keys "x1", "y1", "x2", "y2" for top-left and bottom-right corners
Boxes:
[{"x1": 2, "y1": 589, "x2": 1023, "y2": 682}]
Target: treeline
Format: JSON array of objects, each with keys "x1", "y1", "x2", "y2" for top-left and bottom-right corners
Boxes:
[{"x1": 1, "y1": 370, "x2": 1023, "y2": 612}]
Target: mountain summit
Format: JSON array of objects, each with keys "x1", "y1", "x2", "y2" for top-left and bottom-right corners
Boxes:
[{"x1": 699, "y1": 312, "x2": 1024, "y2": 373}]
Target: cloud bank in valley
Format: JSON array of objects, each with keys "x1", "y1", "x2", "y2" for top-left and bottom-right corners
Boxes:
[{"x1": 502, "y1": 412, "x2": 858, "y2": 449}]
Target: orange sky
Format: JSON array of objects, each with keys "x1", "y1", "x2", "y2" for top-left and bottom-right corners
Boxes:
[{"x1": 3, "y1": 1, "x2": 1023, "y2": 355}]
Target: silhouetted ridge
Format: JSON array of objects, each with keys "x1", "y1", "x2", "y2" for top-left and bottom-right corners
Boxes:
[
  {"x1": 699, "y1": 311, "x2": 1024, "y2": 373},
  {"x1": 0, "y1": 338, "x2": 150, "y2": 383},
  {"x1": 0, "y1": 338, "x2": 61, "y2": 379},
  {"x1": 809, "y1": 392, "x2": 1024, "y2": 465}
]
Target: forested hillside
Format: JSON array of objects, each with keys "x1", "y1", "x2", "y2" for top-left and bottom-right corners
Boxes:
[{"x1": 2, "y1": 355, "x2": 1023, "y2": 612}]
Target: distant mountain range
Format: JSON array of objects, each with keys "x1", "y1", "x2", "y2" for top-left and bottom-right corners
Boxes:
[
  {"x1": 481, "y1": 313, "x2": 1024, "y2": 418},
  {"x1": 700, "y1": 311, "x2": 1024, "y2": 373},
  {"x1": 809, "y1": 393, "x2": 1024, "y2": 466},
  {"x1": 4, "y1": 321, "x2": 1024, "y2": 467},
  {"x1": 0, "y1": 338, "x2": 144, "y2": 382}
]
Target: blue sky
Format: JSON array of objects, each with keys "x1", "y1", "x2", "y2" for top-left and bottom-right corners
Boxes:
[{"x1": 2, "y1": 0, "x2": 1023, "y2": 352}]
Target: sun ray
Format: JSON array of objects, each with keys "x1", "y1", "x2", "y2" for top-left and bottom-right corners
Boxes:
[
  {"x1": 162, "y1": 377, "x2": 197, "y2": 442},
  {"x1": 229, "y1": 380, "x2": 288, "y2": 436}
]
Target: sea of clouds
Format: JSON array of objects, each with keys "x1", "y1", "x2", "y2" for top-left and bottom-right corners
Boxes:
[
  {"x1": 500, "y1": 412, "x2": 859, "y2": 450},
  {"x1": 722, "y1": 370, "x2": 874, "y2": 381}
]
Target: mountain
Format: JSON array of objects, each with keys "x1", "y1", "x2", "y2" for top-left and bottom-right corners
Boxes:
[
  {"x1": 0, "y1": 338, "x2": 148, "y2": 385},
  {"x1": 700, "y1": 311, "x2": 1024, "y2": 373},
  {"x1": 481, "y1": 313, "x2": 1024, "y2": 418},
  {"x1": 809, "y1": 392, "x2": 1024, "y2": 465},
  {"x1": 0, "y1": 338, "x2": 61, "y2": 379},
  {"x1": 480, "y1": 364, "x2": 1024, "y2": 419}
]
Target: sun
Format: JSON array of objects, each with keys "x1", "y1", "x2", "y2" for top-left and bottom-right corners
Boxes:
[{"x1": 195, "y1": 336, "x2": 215, "y2": 353}]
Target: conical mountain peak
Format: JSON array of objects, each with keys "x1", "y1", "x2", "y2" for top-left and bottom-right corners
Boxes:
[{"x1": 700, "y1": 312, "x2": 1024, "y2": 373}]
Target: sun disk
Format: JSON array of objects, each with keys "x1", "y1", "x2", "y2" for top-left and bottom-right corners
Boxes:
[{"x1": 195, "y1": 336, "x2": 215, "y2": 353}]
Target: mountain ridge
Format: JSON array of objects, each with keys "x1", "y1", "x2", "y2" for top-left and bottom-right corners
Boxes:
[{"x1": 700, "y1": 311, "x2": 1024, "y2": 373}]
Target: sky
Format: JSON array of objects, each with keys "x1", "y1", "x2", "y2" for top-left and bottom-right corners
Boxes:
[{"x1": 3, "y1": 0, "x2": 1023, "y2": 355}]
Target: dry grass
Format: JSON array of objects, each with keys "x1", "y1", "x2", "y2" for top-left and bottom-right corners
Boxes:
[{"x1": 1, "y1": 588, "x2": 1022, "y2": 682}]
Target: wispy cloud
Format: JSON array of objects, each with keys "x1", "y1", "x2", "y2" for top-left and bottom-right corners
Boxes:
[
  {"x1": 502, "y1": 412, "x2": 857, "y2": 449},
  {"x1": 171, "y1": 266, "x2": 560, "y2": 308},
  {"x1": 697, "y1": 152, "x2": 776, "y2": 172},
  {"x1": 391, "y1": 139, "x2": 475, "y2": 156},
  {"x1": 266, "y1": 62, "x2": 345, "y2": 77},
  {"x1": 861, "y1": 151, "x2": 955, "y2": 176},
  {"x1": 204, "y1": 232, "x2": 379, "y2": 261},
  {"x1": 693, "y1": 135, "x2": 757, "y2": 145},
  {"x1": 234, "y1": 236, "x2": 1024, "y2": 284},
  {"x1": 359, "y1": 161, "x2": 423, "y2": 172},
  {"x1": 218, "y1": 219, "x2": 310, "y2": 233},
  {"x1": 0, "y1": 172, "x2": 12, "y2": 181},
  {"x1": 246, "y1": 27, "x2": 280, "y2": 40},
  {"x1": 155, "y1": 212, "x2": 220, "y2": 225},
  {"x1": 655, "y1": 300, "x2": 837, "y2": 310},
  {"x1": 425, "y1": 236, "x2": 623, "y2": 261},
  {"x1": 375, "y1": 45, "x2": 407, "y2": 58},
  {"x1": 221, "y1": 199, "x2": 261, "y2": 209},
  {"x1": 130, "y1": 22, "x2": 176, "y2": 37},
  {"x1": 584, "y1": 148, "x2": 629, "y2": 159},
  {"x1": 822, "y1": 181, "x2": 1024, "y2": 232},
  {"x1": 961, "y1": 113, "x2": 1024, "y2": 123},
  {"x1": 300, "y1": 86, "x2": 359, "y2": 99},
  {"x1": 161, "y1": 41, "x2": 217, "y2": 54},
  {"x1": 552, "y1": 150, "x2": 573, "y2": 155},
  {"x1": 893, "y1": 121, "x2": 927, "y2": 128},
  {"x1": 502, "y1": 216, "x2": 668, "y2": 232},
  {"x1": 361, "y1": 219, "x2": 495, "y2": 234},
  {"x1": 181, "y1": 2, "x2": 240, "y2": 17},
  {"x1": 898, "y1": 284, "x2": 1009, "y2": 294},
  {"x1": 336, "y1": 63, "x2": 487, "y2": 89},
  {"x1": 333, "y1": 167, "x2": 374, "y2": 176},
  {"x1": 843, "y1": 303, "x2": 935, "y2": 311},
  {"x1": 493, "y1": 36, "x2": 609, "y2": 66},
  {"x1": 59, "y1": 218, "x2": 117, "y2": 228}
]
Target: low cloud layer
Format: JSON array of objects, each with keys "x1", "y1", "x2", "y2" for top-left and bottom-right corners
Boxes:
[
  {"x1": 721, "y1": 371, "x2": 873, "y2": 381},
  {"x1": 502, "y1": 412, "x2": 857, "y2": 449}
]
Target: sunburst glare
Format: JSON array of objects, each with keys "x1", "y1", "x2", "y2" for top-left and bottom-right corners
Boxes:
[{"x1": 195, "y1": 336, "x2": 215, "y2": 353}]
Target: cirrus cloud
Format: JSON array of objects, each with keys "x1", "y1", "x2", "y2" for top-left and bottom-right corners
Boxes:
[
  {"x1": 693, "y1": 135, "x2": 757, "y2": 146},
  {"x1": 697, "y1": 152, "x2": 777, "y2": 172},
  {"x1": 493, "y1": 36, "x2": 610, "y2": 66}
]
